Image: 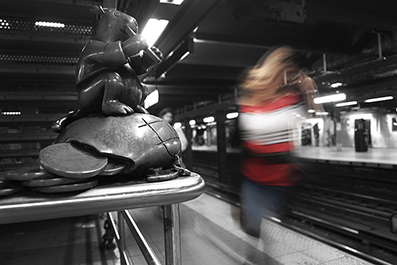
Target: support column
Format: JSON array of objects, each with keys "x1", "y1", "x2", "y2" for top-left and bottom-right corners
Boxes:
[
  {"x1": 216, "y1": 111, "x2": 227, "y2": 184},
  {"x1": 118, "y1": 211, "x2": 127, "y2": 265},
  {"x1": 163, "y1": 204, "x2": 181, "y2": 265},
  {"x1": 334, "y1": 105, "x2": 342, "y2": 151},
  {"x1": 183, "y1": 119, "x2": 193, "y2": 169}
]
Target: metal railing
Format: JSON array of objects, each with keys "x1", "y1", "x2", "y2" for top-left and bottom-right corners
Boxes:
[{"x1": 106, "y1": 204, "x2": 182, "y2": 265}]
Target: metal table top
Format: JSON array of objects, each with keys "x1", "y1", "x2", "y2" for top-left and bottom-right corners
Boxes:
[{"x1": 0, "y1": 173, "x2": 205, "y2": 224}]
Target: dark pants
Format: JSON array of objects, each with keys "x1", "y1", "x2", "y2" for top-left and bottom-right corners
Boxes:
[{"x1": 240, "y1": 178, "x2": 291, "y2": 238}]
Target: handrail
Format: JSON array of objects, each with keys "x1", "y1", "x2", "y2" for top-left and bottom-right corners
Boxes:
[
  {"x1": 122, "y1": 210, "x2": 162, "y2": 265},
  {"x1": 107, "y1": 207, "x2": 180, "y2": 265}
]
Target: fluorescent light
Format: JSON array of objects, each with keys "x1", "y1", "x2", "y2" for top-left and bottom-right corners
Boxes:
[
  {"x1": 160, "y1": 0, "x2": 184, "y2": 5},
  {"x1": 226, "y1": 112, "x2": 239, "y2": 119},
  {"x1": 364, "y1": 96, "x2": 393, "y2": 103},
  {"x1": 144, "y1": 89, "x2": 159, "y2": 108},
  {"x1": 316, "y1": 112, "x2": 329, "y2": 116},
  {"x1": 1, "y1": 111, "x2": 21, "y2": 116},
  {"x1": 335, "y1": 101, "x2": 357, "y2": 107},
  {"x1": 330, "y1": 82, "x2": 343, "y2": 88},
  {"x1": 314, "y1": 93, "x2": 346, "y2": 104},
  {"x1": 308, "y1": 109, "x2": 315, "y2": 113},
  {"x1": 179, "y1": 51, "x2": 190, "y2": 62},
  {"x1": 35, "y1": 21, "x2": 65, "y2": 28},
  {"x1": 189, "y1": 119, "x2": 196, "y2": 126},
  {"x1": 0, "y1": 19, "x2": 10, "y2": 29},
  {"x1": 270, "y1": 217, "x2": 281, "y2": 223},
  {"x1": 349, "y1": 114, "x2": 373, "y2": 120},
  {"x1": 141, "y1": 19, "x2": 169, "y2": 47},
  {"x1": 203, "y1": 116, "x2": 215, "y2": 123}
]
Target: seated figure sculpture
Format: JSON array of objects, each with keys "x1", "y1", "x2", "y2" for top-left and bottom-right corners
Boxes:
[
  {"x1": 52, "y1": 5, "x2": 162, "y2": 132},
  {"x1": 47, "y1": 6, "x2": 188, "y2": 180},
  {"x1": 2, "y1": 6, "x2": 188, "y2": 193}
]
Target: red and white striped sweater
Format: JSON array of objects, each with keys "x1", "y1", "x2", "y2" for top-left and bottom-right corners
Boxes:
[{"x1": 238, "y1": 93, "x2": 305, "y2": 186}]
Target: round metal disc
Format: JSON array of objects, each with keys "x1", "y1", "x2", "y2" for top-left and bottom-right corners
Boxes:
[
  {"x1": 146, "y1": 170, "x2": 179, "y2": 182},
  {"x1": 39, "y1": 143, "x2": 107, "y2": 179},
  {"x1": 3, "y1": 166, "x2": 53, "y2": 181},
  {"x1": 0, "y1": 180, "x2": 25, "y2": 196},
  {"x1": 20, "y1": 176, "x2": 89, "y2": 187},
  {"x1": 0, "y1": 187, "x2": 25, "y2": 197},
  {"x1": 98, "y1": 162, "x2": 126, "y2": 176},
  {"x1": 31, "y1": 179, "x2": 98, "y2": 193}
]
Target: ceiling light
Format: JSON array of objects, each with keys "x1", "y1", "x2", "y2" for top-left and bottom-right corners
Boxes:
[
  {"x1": 174, "y1": 122, "x2": 182, "y2": 128},
  {"x1": 160, "y1": 0, "x2": 184, "y2": 5},
  {"x1": 226, "y1": 112, "x2": 239, "y2": 119},
  {"x1": 364, "y1": 96, "x2": 393, "y2": 103},
  {"x1": 330, "y1": 82, "x2": 343, "y2": 88},
  {"x1": 314, "y1": 93, "x2": 346, "y2": 104},
  {"x1": 141, "y1": 19, "x2": 169, "y2": 47},
  {"x1": 35, "y1": 21, "x2": 65, "y2": 28},
  {"x1": 315, "y1": 112, "x2": 329, "y2": 116},
  {"x1": 349, "y1": 114, "x2": 373, "y2": 120},
  {"x1": 203, "y1": 116, "x2": 215, "y2": 123},
  {"x1": 0, "y1": 19, "x2": 10, "y2": 29},
  {"x1": 1, "y1": 111, "x2": 21, "y2": 116},
  {"x1": 189, "y1": 119, "x2": 196, "y2": 126},
  {"x1": 144, "y1": 89, "x2": 159, "y2": 109},
  {"x1": 179, "y1": 51, "x2": 190, "y2": 62},
  {"x1": 335, "y1": 101, "x2": 357, "y2": 107},
  {"x1": 307, "y1": 109, "x2": 315, "y2": 113}
]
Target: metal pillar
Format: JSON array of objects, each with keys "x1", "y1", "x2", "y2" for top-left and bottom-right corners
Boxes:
[
  {"x1": 216, "y1": 111, "x2": 227, "y2": 184},
  {"x1": 183, "y1": 119, "x2": 193, "y2": 169},
  {"x1": 163, "y1": 204, "x2": 181, "y2": 265}
]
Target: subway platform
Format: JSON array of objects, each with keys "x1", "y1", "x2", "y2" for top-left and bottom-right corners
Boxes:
[
  {"x1": 293, "y1": 146, "x2": 397, "y2": 167},
  {"x1": 0, "y1": 192, "x2": 374, "y2": 265}
]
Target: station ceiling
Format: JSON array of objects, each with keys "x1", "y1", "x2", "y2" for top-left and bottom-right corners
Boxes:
[{"x1": 1, "y1": 0, "x2": 397, "y2": 116}]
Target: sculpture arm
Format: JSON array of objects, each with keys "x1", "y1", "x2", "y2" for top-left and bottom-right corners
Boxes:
[{"x1": 84, "y1": 37, "x2": 147, "y2": 69}]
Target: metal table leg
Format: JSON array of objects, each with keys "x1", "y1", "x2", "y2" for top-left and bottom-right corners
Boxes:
[{"x1": 163, "y1": 204, "x2": 181, "y2": 265}]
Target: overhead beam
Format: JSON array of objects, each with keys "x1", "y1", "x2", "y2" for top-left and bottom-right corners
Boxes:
[
  {"x1": 154, "y1": 38, "x2": 194, "y2": 78},
  {"x1": 314, "y1": 54, "x2": 397, "y2": 84},
  {"x1": 194, "y1": 32, "x2": 355, "y2": 55},
  {"x1": 145, "y1": 84, "x2": 232, "y2": 95},
  {"x1": 147, "y1": 78, "x2": 237, "y2": 88},
  {"x1": 307, "y1": 3, "x2": 397, "y2": 32},
  {"x1": 0, "y1": 33, "x2": 89, "y2": 45},
  {"x1": 154, "y1": 0, "x2": 223, "y2": 55},
  {"x1": 156, "y1": 64, "x2": 244, "y2": 81},
  {"x1": 0, "y1": 65, "x2": 75, "y2": 75}
]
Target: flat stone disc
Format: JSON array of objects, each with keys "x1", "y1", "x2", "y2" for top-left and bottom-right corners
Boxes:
[
  {"x1": 31, "y1": 179, "x2": 98, "y2": 193},
  {"x1": 3, "y1": 166, "x2": 52, "y2": 181},
  {"x1": 39, "y1": 143, "x2": 107, "y2": 179}
]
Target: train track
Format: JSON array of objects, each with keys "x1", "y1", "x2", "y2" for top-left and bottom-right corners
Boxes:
[
  {"x1": 201, "y1": 176, "x2": 397, "y2": 265},
  {"x1": 192, "y1": 151, "x2": 397, "y2": 264},
  {"x1": 287, "y1": 184, "x2": 397, "y2": 263}
]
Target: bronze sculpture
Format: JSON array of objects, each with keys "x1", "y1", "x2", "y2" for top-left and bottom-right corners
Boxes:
[
  {"x1": 2, "y1": 6, "x2": 187, "y2": 194},
  {"x1": 52, "y1": 5, "x2": 162, "y2": 133}
]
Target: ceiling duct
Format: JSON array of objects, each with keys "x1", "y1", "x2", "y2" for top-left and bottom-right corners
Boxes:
[{"x1": 227, "y1": 0, "x2": 306, "y2": 23}]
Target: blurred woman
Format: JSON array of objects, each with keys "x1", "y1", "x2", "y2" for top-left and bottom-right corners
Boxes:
[
  {"x1": 237, "y1": 46, "x2": 321, "y2": 239},
  {"x1": 158, "y1": 107, "x2": 188, "y2": 152}
]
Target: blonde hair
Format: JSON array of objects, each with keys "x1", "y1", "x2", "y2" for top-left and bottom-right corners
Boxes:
[{"x1": 239, "y1": 46, "x2": 300, "y2": 106}]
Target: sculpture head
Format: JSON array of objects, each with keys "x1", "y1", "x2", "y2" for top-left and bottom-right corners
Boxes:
[{"x1": 91, "y1": 5, "x2": 138, "y2": 43}]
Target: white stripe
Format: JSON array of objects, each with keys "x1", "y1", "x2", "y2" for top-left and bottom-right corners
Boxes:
[{"x1": 239, "y1": 104, "x2": 305, "y2": 145}]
